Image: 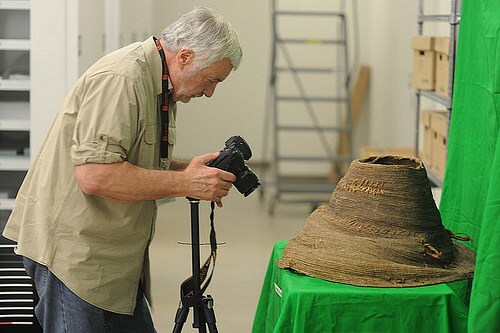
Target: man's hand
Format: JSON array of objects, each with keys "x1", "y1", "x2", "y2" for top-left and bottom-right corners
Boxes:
[{"x1": 182, "y1": 152, "x2": 236, "y2": 207}]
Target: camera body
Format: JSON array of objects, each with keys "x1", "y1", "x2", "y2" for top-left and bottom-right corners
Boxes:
[{"x1": 208, "y1": 136, "x2": 260, "y2": 197}]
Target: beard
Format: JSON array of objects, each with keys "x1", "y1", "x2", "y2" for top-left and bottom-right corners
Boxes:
[{"x1": 173, "y1": 67, "x2": 203, "y2": 103}]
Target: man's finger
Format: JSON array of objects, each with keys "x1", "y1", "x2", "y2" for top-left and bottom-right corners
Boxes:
[{"x1": 198, "y1": 152, "x2": 220, "y2": 164}]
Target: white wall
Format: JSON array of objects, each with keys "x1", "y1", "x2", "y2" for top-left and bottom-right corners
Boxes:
[
  {"x1": 356, "y1": 0, "x2": 452, "y2": 153},
  {"x1": 356, "y1": 1, "x2": 419, "y2": 150},
  {"x1": 151, "y1": 0, "x2": 270, "y2": 160},
  {"x1": 150, "y1": 0, "x2": 453, "y2": 165}
]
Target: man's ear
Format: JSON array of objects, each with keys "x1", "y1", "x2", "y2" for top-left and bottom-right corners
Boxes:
[{"x1": 177, "y1": 48, "x2": 194, "y2": 68}]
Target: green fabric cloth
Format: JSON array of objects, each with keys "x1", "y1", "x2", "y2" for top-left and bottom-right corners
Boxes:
[
  {"x1": 439, "y1": 0, "x2": 500, "y2": 332},
  {"x1": 252, "y1": 240, "x2": 471, "y2": 333}
]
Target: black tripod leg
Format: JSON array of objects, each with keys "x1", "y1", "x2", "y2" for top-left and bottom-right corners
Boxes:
[
  {"x1": 202, "y1": 295, "x2": 218, "y2": 333},
  {"x1": 193, "y1": 305, "x2": 207, "y2": 333},
  {"x1": 172, "y1": 303, "x2": 190, "y2": 333}
]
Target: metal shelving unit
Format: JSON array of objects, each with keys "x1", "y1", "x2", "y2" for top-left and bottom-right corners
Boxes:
[
  {"x1": 0, "y1": 101, "x2": 30, "y2": 131},
  {"x1": 0, "y1": 78, "x2": 30, "y2": 91},
  {"x1": 414, "y1": 0, "x2": 461, "y2": 187},
  {"x1": 263, "y1": 0, "x2": 352, "y2": 214},
  {"x1": 0, "y1": 1, "x2": 41, "y2": 331},
  {"x1": 0, "y1": 1, "x2": 31, "y2": 211}
]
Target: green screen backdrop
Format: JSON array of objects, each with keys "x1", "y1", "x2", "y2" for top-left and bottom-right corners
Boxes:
[{"x1": 439, "y1": 0, "x2": 500, "y2": 332}]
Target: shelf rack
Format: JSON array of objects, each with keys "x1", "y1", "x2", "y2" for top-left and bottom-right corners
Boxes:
[
  {"x1": 414, "y1": 0, "x2": 461, "y2": 187},
  {"x1": 0, "y1": 2, "x2": 40, "y2": 330}
]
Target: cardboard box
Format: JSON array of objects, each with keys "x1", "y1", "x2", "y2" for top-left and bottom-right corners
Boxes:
[
  {"x1": 412, "y1": 35, "x2": 436, "y2": 50},
  {"x1": 420, "y1": 110, "x2": 433, "y2": 168},
  {"x1": 412, "y1": 36, "x2": 436, "y2": 90},
  {"x1": 435, "y1": 37, "x2": 451, "y2": 97},
  {"x1": 434, "y1": 37, "x2": 450, "y2": 55},
  {"x1": 430, "y1": 112, "x2": 448, "y2": 179}
]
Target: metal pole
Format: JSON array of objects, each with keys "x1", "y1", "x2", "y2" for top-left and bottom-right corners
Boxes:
[
  {"x1": 188, "y1": 198, "x2": 204, "y2": 332},
  {"x1": 415, "y1": 0, "x2": 424, "y2": 157}
]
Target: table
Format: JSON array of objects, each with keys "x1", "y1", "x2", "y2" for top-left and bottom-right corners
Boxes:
[{"x1": 252, "y1": 240, "x2": 471, "y2": 333}]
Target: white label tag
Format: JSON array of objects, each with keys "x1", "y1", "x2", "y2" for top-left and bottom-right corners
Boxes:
[
  {"x1": 274, "y1": 283, "x2": 282, "y2": 298},
  {"x1": 160, "y1": 158, "x2": 170, "y2": 170},
  {"x1": 156, "y1": 197, "x2": 176, "y2": 206}
]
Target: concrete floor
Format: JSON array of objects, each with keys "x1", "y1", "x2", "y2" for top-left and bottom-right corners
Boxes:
[{"x1": 149, "y1": 190, "x2": 312, "y2": 332}]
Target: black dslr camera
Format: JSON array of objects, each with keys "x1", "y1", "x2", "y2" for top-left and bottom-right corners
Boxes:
[{"x1": 208, "y1": 136, "x2": 261, "y2": 197}]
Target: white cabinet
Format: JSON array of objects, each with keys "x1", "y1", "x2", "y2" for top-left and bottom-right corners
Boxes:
[
  {"x1": 30, "y1": 0, "x2": 106, "y2": 156},
  {"x1": 30, "y1": 0, "x2": 155, "y2": 155},
  {"x1": 78, "y1": 0, "x2": 106, "y2": 75},
  {"x1": 3, "y1": 1, "x2": 158, "y2": 213},
  {"x1": 2, "y1": 0, "x2": 107, "y2": 212},
  {"x1": 0, "y1": 0, "x2": 30, "y2": 217}
]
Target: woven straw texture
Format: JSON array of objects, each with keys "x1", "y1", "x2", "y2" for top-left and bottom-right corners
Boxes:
[{"x1": 278, "y1": 155, "x2": 476, "y2": 287}]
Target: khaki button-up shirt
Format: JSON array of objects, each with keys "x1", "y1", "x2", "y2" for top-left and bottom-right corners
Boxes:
[{"x1": 3, "y1": 37, "x2": 176, "y2": 314}]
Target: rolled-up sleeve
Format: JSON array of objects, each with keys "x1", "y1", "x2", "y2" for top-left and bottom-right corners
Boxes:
[{"x1": 71, "y1": 73, "x2": 140, "y2": 165}]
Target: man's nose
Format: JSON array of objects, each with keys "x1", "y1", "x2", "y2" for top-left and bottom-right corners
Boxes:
[{"x1": 203, "y1": 83, "x2": 217, "y2": 98}]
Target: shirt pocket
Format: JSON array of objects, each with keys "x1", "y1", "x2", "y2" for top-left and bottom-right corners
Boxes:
[
  {"x1": 139, "y1": 123, "x2": 157, "y2": 168},
  {"x1": 144, "y1": 123, "x2": 157, "y2": 145}
]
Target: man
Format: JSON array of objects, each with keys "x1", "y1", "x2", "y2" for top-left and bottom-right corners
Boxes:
[{"x1": 2, "y1": 6, "x2": 242, "y2": 332}]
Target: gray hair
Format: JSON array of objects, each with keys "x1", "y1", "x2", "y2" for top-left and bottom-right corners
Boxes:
[{"x1": 161, "y1": 6, "x2": 242, "y2": 71}]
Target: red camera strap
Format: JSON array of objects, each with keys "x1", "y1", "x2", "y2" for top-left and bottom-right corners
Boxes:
[{"x1": 153, "y1": 37, "x2": 170, "y2": 160}]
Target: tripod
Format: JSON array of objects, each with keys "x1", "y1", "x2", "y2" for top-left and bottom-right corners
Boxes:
[{"x1": 172, "y1": 198, "x2": 218, "y2": 333}]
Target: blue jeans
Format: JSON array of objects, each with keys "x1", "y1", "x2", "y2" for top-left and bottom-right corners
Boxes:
[{"x1": 23, "y1": 257, "x2": 156, "y2": 333}]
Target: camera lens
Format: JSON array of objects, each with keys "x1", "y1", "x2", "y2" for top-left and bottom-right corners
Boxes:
[
  {"x1": 225, "y1": 136, "x2": 252, "y2": 160},
  {"x1": 234, "y1": 167, "x2": 261, "y2": 197}
]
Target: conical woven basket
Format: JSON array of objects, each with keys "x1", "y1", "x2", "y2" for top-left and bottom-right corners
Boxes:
[{"x1": 278, "y1": 155, "x2": 476, "y2": 287}]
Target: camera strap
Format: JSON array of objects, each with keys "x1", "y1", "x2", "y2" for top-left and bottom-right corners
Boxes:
[
  {"x1": 179, "y1": 202, "x2": 218, "y2": 307},
  {"x1": 153, "y1": 36, "x2": 170, "y2": 160}
]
